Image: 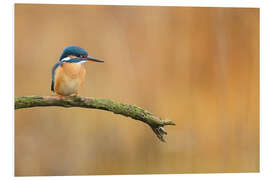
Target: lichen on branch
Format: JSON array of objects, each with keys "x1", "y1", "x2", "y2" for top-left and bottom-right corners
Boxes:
[{"x1": 15, "y1": 95, "x2": 175, "y2": 142}]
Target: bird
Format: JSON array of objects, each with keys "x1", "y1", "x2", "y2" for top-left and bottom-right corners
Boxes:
[{"x1": 51, "y1": 46, "x2": 104, "y2": 97}]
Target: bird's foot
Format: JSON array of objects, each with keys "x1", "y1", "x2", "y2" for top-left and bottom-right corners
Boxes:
[
  {"x1": 70, "y1": 92, "x2": 78, "y2": 97},
  {"x1": 56, "y1": 95, "x2": 63, "y2": 100}
]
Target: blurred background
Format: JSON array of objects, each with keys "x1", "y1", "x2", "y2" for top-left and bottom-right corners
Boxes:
[{"x1": 14, "y1": 4, "x2": 259, "y2": 176}]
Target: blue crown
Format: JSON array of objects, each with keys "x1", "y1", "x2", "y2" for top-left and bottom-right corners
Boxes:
[{"x1": 59, "y1": 46, "x2": 88, "y2": 61}]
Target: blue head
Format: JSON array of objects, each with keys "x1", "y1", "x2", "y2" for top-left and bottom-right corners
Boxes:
[{"x1": 59, "y1": 46, "x2": 104, "y2": 63}]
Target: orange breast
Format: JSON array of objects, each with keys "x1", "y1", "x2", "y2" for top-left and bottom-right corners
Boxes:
[{"x1": 54, "y1": 63, "x2": 86, "y2": 96}]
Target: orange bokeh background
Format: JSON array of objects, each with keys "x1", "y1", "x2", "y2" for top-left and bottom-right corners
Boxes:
[{"x1": 15, "y1": 4, "x2": 259, "y2": 176}]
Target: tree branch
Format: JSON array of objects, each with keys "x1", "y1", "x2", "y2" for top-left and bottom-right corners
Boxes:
[{"x1": 15, "y1": 96, "x2": 175, "y2": 142}]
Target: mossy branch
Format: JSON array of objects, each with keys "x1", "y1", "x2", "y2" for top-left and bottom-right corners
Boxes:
[{"x1": 15, "y1": 96, "x2": 175, "y2": 142}]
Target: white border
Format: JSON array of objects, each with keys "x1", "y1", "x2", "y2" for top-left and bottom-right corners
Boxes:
[
  {"x1": 10, "y1": 0, "x2": 262, "y2": 7},
  {"x1": 1, "y1": 0, "x2": 268, "y2": 180}
]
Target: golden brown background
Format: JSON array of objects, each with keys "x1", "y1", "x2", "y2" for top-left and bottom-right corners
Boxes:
[{"x1": 15, "y1": 4, "x2": 259, "y2": 176}]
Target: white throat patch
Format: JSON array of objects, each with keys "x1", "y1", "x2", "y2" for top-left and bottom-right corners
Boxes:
[{"x1": 77, "y1": 60, "x2": 87, "y2": 64}]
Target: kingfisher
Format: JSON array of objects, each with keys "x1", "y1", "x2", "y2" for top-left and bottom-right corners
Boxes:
[{"x1": 51, "y1": 46, "x2": 104, "y2": 97}]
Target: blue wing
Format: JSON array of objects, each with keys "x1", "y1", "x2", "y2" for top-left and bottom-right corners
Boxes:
[
  {"x1": 51, "y1": 58, "x2": 81, "y2": 92},
  {"x1": 51, "y1": 61, "x2": 64, "y2": 92}
]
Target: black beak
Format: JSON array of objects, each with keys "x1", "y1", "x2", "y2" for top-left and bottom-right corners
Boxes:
[{"x1": 85, "y1": 56, "x2": 104, "y2": 63}]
